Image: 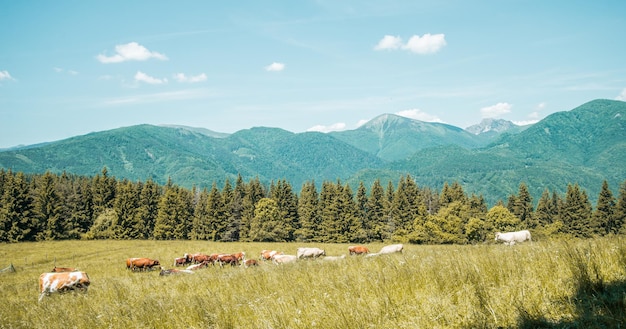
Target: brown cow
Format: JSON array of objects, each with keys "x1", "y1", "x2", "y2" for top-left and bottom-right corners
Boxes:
[
  {"x1": 242, "y1": 259, "x2": 259, "y2": 268},
  {"x1": 174, "y1": 253, "x2": 192, "y2": 267},
  {"x1": 51, "y1": 266, "x2": 77, "y2": 272},
  {"x1": 191, "y1": 253, "x2": 210, "y2": 264},
  {"x1": 126, "y1": 258, "x2": 160, "y2": 271},
  {"x1": 216, "y1": 254, "x2": 239, "y2": 267},
  {"x1": 39, "y1": 271, "x2": 90, "y2": 302},
  {"x1": 348, "y1": 246, "x2": 370, "y2": 255}
]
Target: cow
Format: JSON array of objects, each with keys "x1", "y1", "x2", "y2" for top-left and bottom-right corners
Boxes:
[
  {"x1": 348, "y1": 246, "x2": 369, "y2": 255},
  {"x1": 159, "y1": 267, "x2": 194, "y2": 276},
  {"x1": 232, "y1": 252, "x2": 246, "y2": 262},
  {"x1": 216, "y1": 254, "x2": 239, "y2": 267},
  {"x1": 186, "y1": 262, "x2": 209, "y2": 271},
  {"x1": 242, "y1": 259, "x2": 259, "y2": 268},
  {"x1": 367, "y1": 244, "x2": 404, "y2": 257},
  {"x1": 260, "y1": 250, "x2": 283, "y2": 261},
  {"x1": 39, "y1": 271, "x2": 90, "y2": 302},
  {"x1": 174, "y1": 253, "x2": 192, "y2": 267},
  {"x1": 126, "y1": 258, "x2": 160, "y2": 271},
  {"x1": 191, "y1": 253, "x2": 210, "y2": 264},
  {"x1": 495, "y1": 230, "x2": 531, "y2": 245},
  {"x1": 297, "y1": 247, "x2": 326, "y2": 259},
  {"x1": 51, "y1": 266, "x2": 77, "y2": 272},
  {"x1": 272, "y1": 254, "x2": 298, "y2": 265}
]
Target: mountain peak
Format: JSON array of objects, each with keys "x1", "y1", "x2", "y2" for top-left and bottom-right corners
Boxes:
[{"x1": 465, "y1": 118, "x2": 518, "y2": 135}]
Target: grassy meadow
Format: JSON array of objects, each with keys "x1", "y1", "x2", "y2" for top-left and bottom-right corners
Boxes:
[{"x1": 1, "y1": 238, "x2": 625, "y2": 328}]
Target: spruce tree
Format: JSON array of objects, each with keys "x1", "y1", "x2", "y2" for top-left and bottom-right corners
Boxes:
[
  {"x1": 318, "y1": 181, "x2": 341, "y2": 242},
  {"x1": 250, "y1": 197, "x2": 286, "y2": 242},
  {"x1": 153, "y1": 182, "x2": 182, "y2": 240},
  {"x1": 511, "y1": 183, "x2": 534, "y2": 228},
  {"x1": 190, "y1": 188, "x2": 211, "y2": 240},
  {"x1": 295, "y1": 181, "x2": 319, "y2": 242},
  {"x1": 354, "y1": 181, "x2": 370, "y2": 243},
  {"x1": 34, "y1": 172, "x2": 64, "y2": 240},
  {"x1": 240, "y1": 178, "x2": 265, "y2": 241},
  {"x1": 562, "y1": 183, "x2": 593, "y2": 238},
  {"x1": 337, "y1": 183, "x2": 358, "y2": 243},
  {"x1": 613, "y1": 180, "x2": 626, "y2": 234},
  {"x1": 222, "y1": 174, "x2": 245, "y2": 241},
  {"x1": 591, "y1": 180, "x2": 615, "y2": 236},
  {"x1": 367, "y1": 179, "x2": 387, "y2": 242},
  {"x1": 271, "y1": 179, "x2": 298, "y2": 241},
  {"x1": 135, "y1": 179, "x2": 160, "y2": 239},
  {"x1": 112, "y1": 180, "x2": 142, "y2": 239},
  {"x1": 0, "y1": 171, "x2": 35, "y2": 242}
]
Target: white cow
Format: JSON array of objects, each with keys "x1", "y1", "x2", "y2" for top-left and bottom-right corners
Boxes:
[
  {"x1": 379, "y1": 244, "x2": 404, "y2": 254},
  {"x1": 322, "y1": 255, "x2": 346, "y2": 261},
  {"x1": 495, "y1": 230, "x2": 531, "y2": 245},
  {"x1": 296, "y1": 247, "x2": 326, "y2": 259},
  {"x1": 272, "y1": 254, "x2": 298, "y2": 265}
]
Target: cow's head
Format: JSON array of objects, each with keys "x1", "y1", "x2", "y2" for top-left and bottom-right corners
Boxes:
[{"x1": 495, "y1": 232, "x2": 501, "y2": 240}]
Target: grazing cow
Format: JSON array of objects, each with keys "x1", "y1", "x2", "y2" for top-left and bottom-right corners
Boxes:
[
  {"x1": 495, "y1": 230, "x2": 532, "y2": 245},
  {"x1": 260, "y1": 250, "x2": 283, "y2": 261},
  {"x1": 297, "y1": 247, "x2": 326, "y2": 259},
  {"x1": 348, "y1": 246, "x2": 369, "y2": 255},
  {"x1": 174, "y1": 254, "x2": 192, "y2": 267},
  {"x1": 232, "y1": 252, "x2": 246, "y2": 262},
  {"x1": 191, "y1": 253, "x2": 210, "y2": 264},
  {"x1": 322, "y1": 255, "x2": 346, "y2": 261},
  {"x1": 51, "y1": 266, "x2": 76, "y2": 272},
  {"x1": 216, "y1": 254, "x2": 239, "y2": 267},
  {"x1": 160, "y1": 267, "x2": 194, "y2": 275},
  {"x1": 242, "y1": 259, "x2": 259, "y2": 268},
  {"x1": 39, "y1": 271, "x2": 90, "y2": 302},
  {"x1": 126, "y1": 258, "x2": 160, "y2": 271},
  {"x1": 367, "y1": 244, "x2": 404, "y2": 257},
  {"x1": 272, "y1": 254, "x2": 298, "y2": 265}
]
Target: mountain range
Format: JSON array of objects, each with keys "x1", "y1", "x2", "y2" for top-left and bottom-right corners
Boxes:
[{"x1": 1, "y1": 99, "x2": 624, "y2": 206}]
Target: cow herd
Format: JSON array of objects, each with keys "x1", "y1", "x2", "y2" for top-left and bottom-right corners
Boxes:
[{"x1": 37, "y1": 231, "x2": 532, "y2": 301}]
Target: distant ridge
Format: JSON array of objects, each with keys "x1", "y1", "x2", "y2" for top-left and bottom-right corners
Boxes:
[{"x1": 0, "y1": 99, "x2": 624, "y2": 205}]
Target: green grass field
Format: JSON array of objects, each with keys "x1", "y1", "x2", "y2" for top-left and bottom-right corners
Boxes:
[{"x1": 1, "y1": 238, "x2": 625, "y2": 328}]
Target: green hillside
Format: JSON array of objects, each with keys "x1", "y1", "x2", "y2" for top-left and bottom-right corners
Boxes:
[{"x1": 0, "y1": 99, "x2": 624, "y2": 205}]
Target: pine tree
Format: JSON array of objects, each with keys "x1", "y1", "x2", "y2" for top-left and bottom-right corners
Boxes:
[
  {"x1": 204, "y1": 183, "x2": 227, "y2": 241},
  {"x1": 250, "y1": 198, "x2": 286, "y2": 242},
  {"x1": 91, "y1": 167, "x2": 116, "y2": 218},
  {"x1": 190, "y1": 188, "x2": 211, "y2": 240},
  {"x1": 337, "y1": 183, "x2": 358, "y2": 243},
  {"x1": 562, "y1": 183, "x2": 593, "y2": 238},
  {"x1": 591, "y1": 180, "x2": 615, "y2": 236},
  {"x1": 511, "y1": 183, "x2": 534, "y2": 228},
  {"x1": 112, "y1": 180, "x2": 142, "y2": 239},
  {"x1": 318, "y1": 181, "x2": 341, "y2": 242},
  {"x1": 240, "y1": 178, "x2": 265, "y2": 241},
  {"x1": 153, "y1": 181, "x2": 184, "y2": 240},
  {"x1": 271, "y1": 179, "x2": 299, "y2": 241},
  {"x1": 0, "y1": 171, "x2": 35, "y2": 242},
  {"x1": 353, "y1": 181, "x2": 370, "y2": 243},
  {"x1": 613, "y1": 180, "x2": 626, "y2": 234},
  {"x1": 34, "y1": 172, "x2": 64, "y2": 240},
  {"x1": 367, "y1": 179, "x2": 387, "y2": 242},
  {"x1": 135, "y1": 179, "x2": 161, "y2": 239},
  {"x1": 535, "y1": 189, "x2": 554, "y2": 227},
  {"x1": 295, "y1": 181, "x2": 319, "y2": 242}
]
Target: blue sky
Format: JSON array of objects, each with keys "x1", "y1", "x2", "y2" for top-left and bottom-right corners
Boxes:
[{"x1": 1, "y1": 1, "x2": 625, "y2": 148}]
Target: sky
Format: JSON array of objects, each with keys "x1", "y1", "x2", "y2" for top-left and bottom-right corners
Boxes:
[{"x1": 1, "y1": 1, "x2": 625, "y2": 149}]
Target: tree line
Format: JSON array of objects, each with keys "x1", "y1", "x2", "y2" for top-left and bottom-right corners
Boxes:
[{"x1": 0, "y1": 168, "x2": 625, "y2": 243}]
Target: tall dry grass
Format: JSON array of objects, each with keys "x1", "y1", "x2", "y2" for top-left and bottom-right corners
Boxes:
[{"x1": 0, "y1": 238, "x2": 624, "y2": 328}]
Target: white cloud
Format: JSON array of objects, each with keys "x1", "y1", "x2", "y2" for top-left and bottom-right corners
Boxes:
[
  {"x1": 536, "y1": 102, "x2": 546, "y2": 110},
  {"x1": 356, "y1": 119, "x2": 369, "y2": 127},
  {"x1": 307, "y1": 122, "x2": 346, "y2": 133},
  {"x1": 403, "y1": 33, "x2": 447, "y2": 54},
  {"x1": 480, "y1": 102, "x2": 512, "y2": 118},
  {"x1": 134, "y1": 71, "x2": 167, "y2": 85},
  {"x1": 375, "y1": 33, "x2": 446, "y2": 54},
  {"x1": 0, "y1": 70, "x2": 15, "y2": 81},
  {"x1": 513, "y1": 119, "x2": 540, "y2": 126},
  {"x1": 173, "y1": 73, "x2": 207, "y2": 83},
  {"x1": 374, "y1": 35, "x2": 403, "y2": 50},
  {"x1": 265, "y1": 62, "x2": 285, "y2": 72},
  {"x1": 395, "y1": 109, "x2": 444, "y2": 122},
  {"x1": 54, "y1": 67, "x2": 79, "y2": 75},
  {"x1": 616, "y1": 88, "x2": 626, "y2": 101},
  {"x1": 97, "y1": 42, "x2": 168, "y2": 63}
]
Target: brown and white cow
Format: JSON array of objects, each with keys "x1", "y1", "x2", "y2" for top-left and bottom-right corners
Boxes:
[
  {"x1": 126, "y1": 258, "x2": 160, "y2": 271},
  {"x1": 216, "y1": 254, "x2": 239, "y2": 267},
  {"x1": 39, "y1": 271, "x2": 90, "y2": 302},
  {"x1": 260, "y1": 250, "x2": 283, "y2": 261},
  {"x1": 174, "y1": 253, "x2": 193, "y2": 267},
  {"x1": 191, "y1": 253, "x2": 210, "y2": 264},
  {"x1": 348, "y1": 246, "x2": 370, "y2": 255},
  {"x1": 51, "y1": 266, "x2": 77, "y2": 272}
]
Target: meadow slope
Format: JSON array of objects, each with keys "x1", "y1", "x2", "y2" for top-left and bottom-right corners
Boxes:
[{"x1": 0, "y1": 239, "x2": 625, "y2": 328}]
